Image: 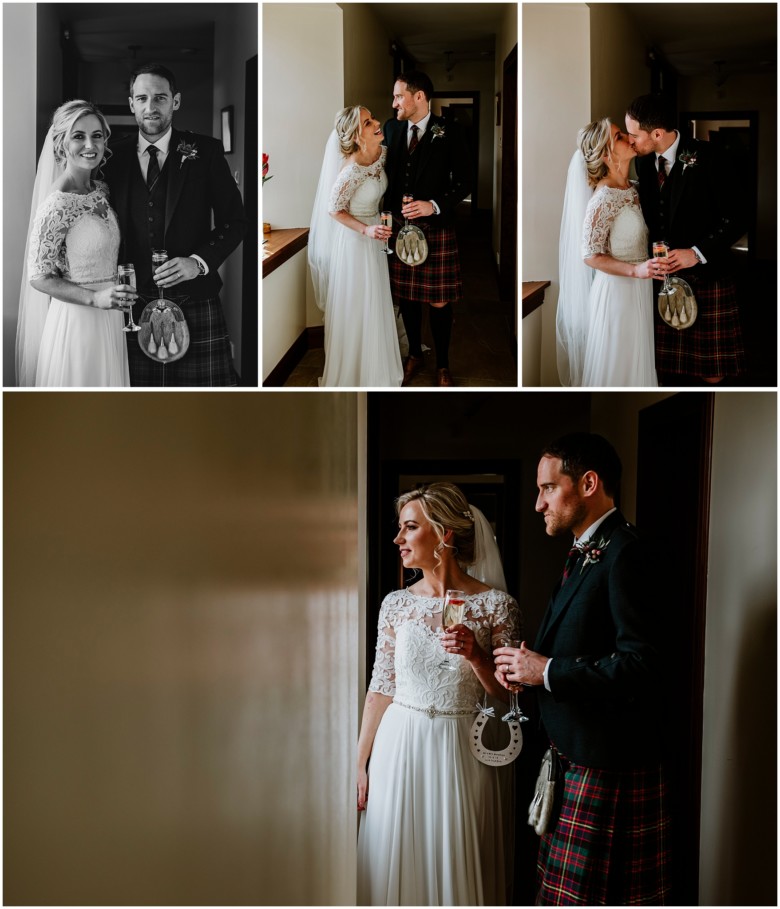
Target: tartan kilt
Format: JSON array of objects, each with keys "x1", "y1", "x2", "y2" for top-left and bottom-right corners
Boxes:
[
  {"x1": 537, "y1": 755, "x2": 671, "y2": 905},
  {"x1": 655, "y1": 274, "x2": 745, "y2": 377},
  {"x1": 127, "y1": 294, "x2": 238, "y2": 387},
  {"x1": 388, "y1": 218, "x2": 463, "y2": 304}
]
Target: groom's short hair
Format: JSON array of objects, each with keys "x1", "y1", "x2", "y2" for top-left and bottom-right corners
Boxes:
[
  {"x1": 626, "y1": 94, "x2": 675, "y2": 132},
  {"x1": 541, "y1": 433, "x2": 622, "y2": 500},
  {"x1": 396, "y1": 70, "x2": 434, "y2": 100},
  {"x1": 129, "y1": 63, "x2": 178, "y2": 97}
]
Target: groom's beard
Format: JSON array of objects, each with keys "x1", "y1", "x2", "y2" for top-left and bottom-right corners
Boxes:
[{"x1": 137, "y1": 113, "x2": 173, "y2": 138}]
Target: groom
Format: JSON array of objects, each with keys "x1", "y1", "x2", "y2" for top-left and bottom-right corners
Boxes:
[
  {"x1": 625, "y1": 94, "x2": 745, "y2": 385},
  {"x1": 495, "y1": 433, "x2": 670, "y2": 905},
  {"x1": 383, "y1": 71, "x2": 471, "y2": 386},
  {"x1": 104, "y1": 63, "x2": 246, "y2": 386}
]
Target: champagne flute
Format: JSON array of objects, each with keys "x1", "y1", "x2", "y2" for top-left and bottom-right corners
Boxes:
[
  {"x1": 653, "y1": 240, "x2": 676, "y2": 297},
  {"x1": 117, "y1": 263, "x2": 140, "y2": 333},
  {"x1": 497, "y1": 638, "x2": 529, "y2": 723},
  {"x1": 380, "y1": 210, "x2": 393, "y2": 255},
  {"x1": 151, "y1": 249, "x2": 168, "y2": 301},
  {"x1": 438, "y1": 589, "x2": 466, "y2": 671}
]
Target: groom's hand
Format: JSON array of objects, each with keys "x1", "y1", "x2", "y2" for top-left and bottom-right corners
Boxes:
[
  {"x1": 401, "y1": 200, "x2": 435, "y2": 219},
  {"x1": 494, "y1": 641, "x2": 547, "y2": 688},
  {"x1": 154, "y1": 256, "x2": 200, "y2": 289},
  {"x1": 666, "y1": 248, "x2": 699, "y2": 273}
]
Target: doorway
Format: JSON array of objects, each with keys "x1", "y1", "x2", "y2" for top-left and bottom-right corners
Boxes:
[
  {"x1": 636, "y1": 392, "x2": 715, "y2": 905},
  {"x1": 431, "y1": 91, "x2": 480, "y2": 210}
]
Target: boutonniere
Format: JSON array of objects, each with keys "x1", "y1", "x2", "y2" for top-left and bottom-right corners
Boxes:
[
  {"x1": 177, "y1": 140, "x2": 199, "y2": 168},
  {"x1": 430, "y1": 123, "x2": 445, "y2": 141},
  {"x1": 678, "y1": 150, "x2": 698, "y2": 172},
  {"x1": 575, "y1": 536, "x2": 610, "y2": 572}
]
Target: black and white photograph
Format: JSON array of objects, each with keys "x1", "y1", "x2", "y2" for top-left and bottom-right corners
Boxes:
[
  {"x1": 262, "y1": 3, "x2": 518, "y2": 388},
  {"x1": 522, "y1": 3, "x2": 776, "y2": 389},
  {"x1": 3, "y1": 3, "x2": 258, "y2": 388}
]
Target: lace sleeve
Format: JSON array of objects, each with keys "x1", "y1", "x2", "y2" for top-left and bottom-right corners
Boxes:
[
  {"x1": 489, "y1": 592, "x2": 523, "y2": 649},
  {"x1": 582, "y1": 188, "x2": 616, "y2": 258},
  {"x1": 368, "y1": 595, "x2": 397, "y2": 696},
  {"x1": 28, "y1": 193, "x2": 71, "y2": 280},
  {"x1": 328, "y1": 163, "x2": 362, "y2": 213}
]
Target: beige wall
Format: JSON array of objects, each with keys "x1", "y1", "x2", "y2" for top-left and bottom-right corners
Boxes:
[
  {"x1": 588, "y1": 4, "x2": 649, "y2": 123},
  {"x1": 522, "y1": 3, "x2": 590, "y2": 386},
  {"x1": 700, "y1": 392, "x2": 777, "y2": 906},
  {"x1": 2, "y1": 3, "x2": 36, "y2": 386},
  {"x1": 342, "y1": 3, "x2": 395, "y2": 124},
  {"x1": 4, "y1": 393, "x2": 361, "y2": 906},
  {"x1": 680, "y1": 72, "x2": 776, "y2": 260},
  {"x1": 262, "y1": 3, "x2": 344, "y2": 379}
]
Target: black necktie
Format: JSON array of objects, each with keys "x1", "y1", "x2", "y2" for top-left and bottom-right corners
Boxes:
[
  {"x1": 147, "y1": 145, "x2": 160, "y2": 191},
  {"x1": 409, "y1": 125, "x2": 419, "y2": 153},
  {"x1": 657, "y1": 155, "x2": 667, "y2": 189}
]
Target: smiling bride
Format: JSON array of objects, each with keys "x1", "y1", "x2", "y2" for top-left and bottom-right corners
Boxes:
[{"x1": 16, "y1": 100, "x2": 136, "y2": 387}]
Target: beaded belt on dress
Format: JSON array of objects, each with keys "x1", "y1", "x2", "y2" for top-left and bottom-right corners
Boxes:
[{"x1": 394, "y1": 699, "x2": 473, "y2": 719}]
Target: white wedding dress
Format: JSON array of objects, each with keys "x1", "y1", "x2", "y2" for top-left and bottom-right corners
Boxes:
[
  {"x1": 580, "y1": 185, "x2": 658, "y2": 387},
  {"x1": 318, "y1": 148, "x2": 403, "y2": 387},
  {"x1": 27, "y1": 182, "x2": 129, "y2": 387},
  {"x1": 357, "y1": 588, "x2": 520, "y2": 906}
]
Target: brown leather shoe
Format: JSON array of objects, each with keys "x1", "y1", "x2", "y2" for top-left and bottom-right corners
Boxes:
[
  {"x1": 436, "y1": 367, "x2": 454, "y2": 387},
  {"x1": 402, "y1": 354, "x2": 424, "y2": 386}
]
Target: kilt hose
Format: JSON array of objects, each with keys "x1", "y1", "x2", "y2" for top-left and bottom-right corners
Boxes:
[
  {"x1": 127, "y1": 294, "x2": 237, "y2": 387},
  {"x1": 655, "y1": 274, "x2": 745, "y2": 378},
  {"x1": 388, "y1": 218, "x2": 463, "y2": 305},
  {"x1": 537, "y1": 755, "x2": 671, "y2": 906}
]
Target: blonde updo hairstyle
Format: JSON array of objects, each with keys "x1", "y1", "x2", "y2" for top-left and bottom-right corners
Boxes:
[
  {"x1": 578, "y1": 117, "x2": 614, "y2": 188},
  {"x1": 395, "y1": 482, "x2": 475, "y2": 572},
  {"x1": 334, "y1": 105, "x2": 366, "y2": 157},
  {"x1": 51, "y1": 100, "x2": 112, "y2": 172}
]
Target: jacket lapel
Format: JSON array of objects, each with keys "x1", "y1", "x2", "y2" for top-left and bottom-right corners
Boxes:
[
  {"x1": 165, "y1": 129, "x2": 186, "y2": 236},
  {"x1": 413, "y1": 115, "x2": 442, "y2": 177},
  {"x1": 669, "y1": 142, "x2": 694, "y2": 226},
  {"x1": 536, "y1": 511, "x2": 625, "y2": 649}
]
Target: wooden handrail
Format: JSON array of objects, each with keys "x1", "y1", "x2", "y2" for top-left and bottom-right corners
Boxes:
[
  {"x1": 262, "y1": 228, "x2": 309, "y2": 279},
  {"x1": 522, "y1": 280, "x2": 551, "y2": 318}
]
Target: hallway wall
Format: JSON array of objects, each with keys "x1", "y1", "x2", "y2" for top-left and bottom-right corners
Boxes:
[
  {"x1": 493, "y1": 3, "x2": 518, "y2": 264},
  {"x1": 522, "y1": 3, "x2": 590, "y2": 386},
  {"x1": 4, "y1": 393, "x2": 361, "y2": 905}
]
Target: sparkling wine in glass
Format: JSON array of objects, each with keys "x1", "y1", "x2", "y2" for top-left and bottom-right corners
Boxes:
[
  {"x1": 438, "y1": 589, "x2": 466, "y2": 671},
  {"x1": 117, "y1": 263, "x2": 140, "y2": 333},
  {"x1": 498, "y1": 638, "x2": 529, "y2": 723},
  {"x1": 380, "y1": 210, "x2": 393, "y2": 255},
  {"x1": 151, "y1": 249, "x2": 168, "y2": 301},
  {"x1": 653, "y1": 240, "x2": 676, "y2": 297},
  {"x1": 402, "y1": 194, "x2": 413, "y2": 227}
]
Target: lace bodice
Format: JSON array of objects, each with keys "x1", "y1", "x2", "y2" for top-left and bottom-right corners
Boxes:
[
  {"x1": 328, "y1": 147, "x2": 388, "y2": 218},
  {"x1": 369, "y1": 588, "x2": 521, "y2": 712},
  {"x1": 582, "y1": 184, "x2": 648, "y2": 264},
  {"x1": 28, "y1": 182, "x2": 120, "y2": 285}
]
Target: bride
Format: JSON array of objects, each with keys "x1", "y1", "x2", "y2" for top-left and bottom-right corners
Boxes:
[
  {"x1": 16, "y1": 100, "x2": 135, "y2": 387},
  {"x1": 557, "y1": 118, "x2": 659, "y2": 387},
  {"x1": 309, "y1": 106, "x2": 403, "y2": 387},
  {"x1": 357, "y1": 483, "x2": 520, "y2": 905}
]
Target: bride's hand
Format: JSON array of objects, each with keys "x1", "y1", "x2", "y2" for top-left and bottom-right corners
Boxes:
[
  {"x1": 357, "y1": 767, "x2": 369, "y2": 811},
  {"x1": 442, "y1": 623, "x2": 479, "y2": 661},
  {"x1": 634, "y1": 258, "x2": 663, "y2": 280},
  {"x1": 92, "y1": 285, "x2": 138, "y2": 310},
  {"x1": 363, "y1": 223, "x2": 392, "y2": 241}
]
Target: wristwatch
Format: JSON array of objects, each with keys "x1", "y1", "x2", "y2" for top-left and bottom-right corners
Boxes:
[{"x1": 195, "y1": 259, "x2": 206, "y2": 276}]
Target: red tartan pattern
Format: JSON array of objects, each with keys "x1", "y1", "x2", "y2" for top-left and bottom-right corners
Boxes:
[
  {"x1": 655, "y1": 275, "x2": 745, "y2": 377},
  {"x1": 537, "y1": 756, "x2": 671, "y2": 905},
  {"x1": 388, "y1": 219, "x2": 462, "y2": 304},
  {"x1": 127, "y1": 295, "x2": 237, "y2": 386}
]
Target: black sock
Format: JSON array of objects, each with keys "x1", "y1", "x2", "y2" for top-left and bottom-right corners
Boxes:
[
  {"x1": 429, "y1": 304, "x2": 453, "y2": 369},
  {"x1": 399, "y1": 299, "x2": 423, "y2": 358}
]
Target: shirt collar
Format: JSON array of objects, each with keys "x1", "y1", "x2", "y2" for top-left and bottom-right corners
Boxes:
[
  {"x1": 575, "y1": 507, "x2": 617, "y2": 545},
  {"x1": 658, "y1": 131, "x2": 680, "y2": 168},
  {"x1": 139, "y1": 127, "x2": 173, "y2": 156},
  {"x1": 409, "y1": 111, "x2": 432, "y2": 135}
]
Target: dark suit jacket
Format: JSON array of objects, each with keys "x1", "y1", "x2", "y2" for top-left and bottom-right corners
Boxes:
[
  {"x1": 534, "y1": 511, "x2": 664, "y2": 770},
  {"x1": 382, "y1": 114, "x2": 470, "y2": 224},
  {"x1": 635, "y1": 136, "x2": 744, "y2": 280},
  {"x1": 103, "y1": 128, "x2": 246, "y2": 299}
]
